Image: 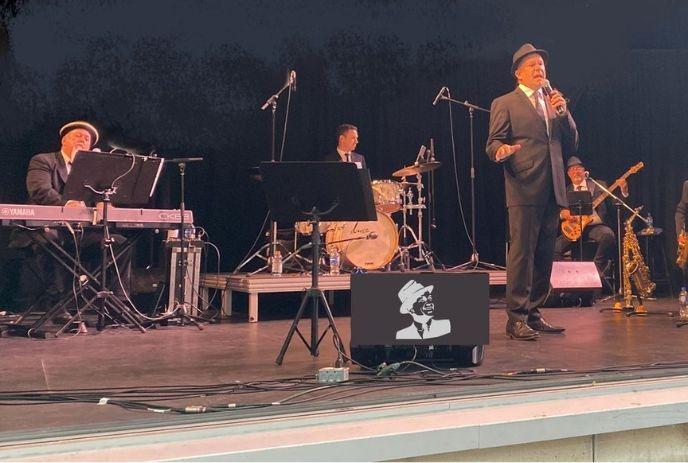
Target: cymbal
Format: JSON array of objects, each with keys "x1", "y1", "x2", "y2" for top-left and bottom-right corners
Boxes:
[{"x1": 392, "y1": 161, "x2": 441, "y2": 178}]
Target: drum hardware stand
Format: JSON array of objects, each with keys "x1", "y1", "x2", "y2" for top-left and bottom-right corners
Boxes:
[
  {"x1": 235, "y1": 71, "x2": 296, "y2": 275},
  {"x1": 393, "y1": 158, "x2": 437, "y2": 271},
  {"x1": 276, "y1": 205, "x2": 346, "y2": 365},
  {"x1": 436, "y1": 88, "x2": 502, "y2": 270}
]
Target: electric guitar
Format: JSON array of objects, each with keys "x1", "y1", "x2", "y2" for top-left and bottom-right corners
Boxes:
[{"x1": 560, "y1": 162, "x2": 644, "y2": 241}]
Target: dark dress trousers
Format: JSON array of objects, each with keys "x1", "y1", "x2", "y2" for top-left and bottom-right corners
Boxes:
[
  {"x1": 324, "y1": 150, "x2": 367, "y2": 169},
  {"x1": 554, "y1": 179, "x2": 616, "y2": 274},
  {"x1": 486, "y1": 87, "x2": 579, "y2": 322}
]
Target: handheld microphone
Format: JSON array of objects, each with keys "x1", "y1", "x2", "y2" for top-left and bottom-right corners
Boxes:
[
  {"x1": 289, "y1": 70, "x2": 296, "y2": 92},
  {"x1": 432, "y1": 86, "x2": 447, "y2": 106},
  {"x1": 542, "y1": 79, "x2": 566, "y2": 117}
]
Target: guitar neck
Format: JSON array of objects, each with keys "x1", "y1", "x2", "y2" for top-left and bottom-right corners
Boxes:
[{"x1": 591, "y1": 172, "x2": 632, "y2": 209}]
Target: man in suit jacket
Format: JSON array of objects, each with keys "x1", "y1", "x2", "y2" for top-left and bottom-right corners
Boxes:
[
  {"x1": 486, "y1": 43, "x2": 579, "y2": 340},
  {"x1": 17, "y1": 121, "x2": 133, "y2": 310},
  {"x1": 555, "y1": 156, "x2": 625, "y2": 279},
  {"x1": 324, "y1": 124, "x2": 367, "y2": 169},
  {"x1": 675, "y1": 180, "x2": 688, "y2": 242}
]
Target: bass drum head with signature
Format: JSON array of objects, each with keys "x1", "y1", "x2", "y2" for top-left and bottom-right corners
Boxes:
[{"x1": 326, "y1": 211, "x2": 398, "y2": 270}]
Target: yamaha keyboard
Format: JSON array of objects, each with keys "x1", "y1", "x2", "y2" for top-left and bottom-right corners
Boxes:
[{"x1": 0, "y1": 204, "x2": 193, "y2": 229}]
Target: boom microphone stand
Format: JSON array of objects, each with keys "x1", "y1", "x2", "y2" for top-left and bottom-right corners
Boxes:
[
  {"x1": 589, "y1": 175, "x2": 650, "y2": 311},
  {"x1": 234, "y1": 71, "x2": 296, "y2": 274},
  {"x1": 435, "y1": 87, "x2": 503, "y2": 270}
]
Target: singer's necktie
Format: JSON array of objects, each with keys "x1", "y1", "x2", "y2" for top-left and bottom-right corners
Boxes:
[
  {"x1": 575, "y1": 186, "x2": 582, "y2": 191},
  {"x1": 532, "y1": 90, "x2": 550, "y2": 137},
  {"x1": 346, "y1": 153, "x2": 352, "y2": 163},
  {"x1": 532, "y1": 91, "x2": 546, "y2": 121}
]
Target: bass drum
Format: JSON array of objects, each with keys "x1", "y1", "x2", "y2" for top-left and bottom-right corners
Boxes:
[{"x1": 326, "y1": 211, "x2": 398, "y2": 270}]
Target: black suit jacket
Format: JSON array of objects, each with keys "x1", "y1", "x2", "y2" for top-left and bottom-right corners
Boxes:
[
  {"x1": 324, "y1": 150, "x2": 366, "y2": 169},
  {"x1": 675, "y1": 180, "x2": 688, "y2": 235},
  {"x1": 486, "y1": 87, "x2": 579, "y2": 207},
  {"x1": 26, "y1": 151, "x2": 70, "y2": 206},
  {"x1": 10, "y1": 152, "x2": 69, "y2": 248}
]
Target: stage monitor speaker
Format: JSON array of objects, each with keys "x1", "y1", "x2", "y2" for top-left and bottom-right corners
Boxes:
[
  {"x1": 545, "y1": 261, "x2": 602, "y2": 307},
  {"x1": 350, "y1": 271, "x2": 489, "y2": 367}
]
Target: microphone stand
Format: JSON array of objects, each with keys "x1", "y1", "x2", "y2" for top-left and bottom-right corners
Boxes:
[
  {"x1": 164, "y1": 157, "x2": 207, "y2": 328},
  {"x1": 234, "y1": 73, "x2": 295, "y2": 274},
  {"x1": 589, "y1": 176, "x2": 650, "y2": 312},
  {"x1": 437, "y1": 90, "x2": 503, "y2": 270}
]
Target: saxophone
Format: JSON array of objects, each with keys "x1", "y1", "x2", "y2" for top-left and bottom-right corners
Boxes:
[
  {"x1": 622, "y1": 217, "x2": 656, "y2": 303},
  {"x1": 677, "y1": 229, "x2": 688, "y2": 268}
]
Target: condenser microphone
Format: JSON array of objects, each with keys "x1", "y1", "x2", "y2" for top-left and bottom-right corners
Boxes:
[
  {"x1": 432, "y1": 86, "x2": 447, "y2": 106},
  {"x1": 542, "y1": 79, "x2": 566, "y2": 117}
]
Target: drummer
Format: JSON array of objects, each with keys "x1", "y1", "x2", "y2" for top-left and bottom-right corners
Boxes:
[{"x1": 325, "y1": 124, "x2": 367, "y2": 169}]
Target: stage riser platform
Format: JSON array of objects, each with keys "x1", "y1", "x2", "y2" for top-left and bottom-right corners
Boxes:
[{"x1": 201, "y1": 270, "x2": 506, "y2": 322}]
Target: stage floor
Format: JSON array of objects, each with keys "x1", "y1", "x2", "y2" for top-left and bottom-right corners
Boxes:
[{"x1": 2, "y1": 297, "x2": 688, "y2": 440}]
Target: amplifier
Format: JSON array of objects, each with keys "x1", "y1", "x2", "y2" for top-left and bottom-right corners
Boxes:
[
  {"x1": 350, "y1": 271, "x2": 489, "y2": 367},
  {"x1": 166, "y1": 239, "x2": 202, "y2": 314}
]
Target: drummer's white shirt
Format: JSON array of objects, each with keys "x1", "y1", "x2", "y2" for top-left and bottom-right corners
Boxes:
[{"x1": 336, "y1": 148, "x2": 362, "y2": 169}]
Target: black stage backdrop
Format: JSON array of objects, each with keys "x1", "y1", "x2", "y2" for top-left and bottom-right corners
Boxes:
[{"x1": 1, "y1": 0, "x2": 688, "y2": 275}]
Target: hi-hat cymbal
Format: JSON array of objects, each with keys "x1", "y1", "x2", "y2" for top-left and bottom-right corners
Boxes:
[{"x1": 392, "y1": 161, "x2": 441, "y2": 178}]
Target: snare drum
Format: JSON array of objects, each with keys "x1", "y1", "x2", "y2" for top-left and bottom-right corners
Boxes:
[
  {"x1": 325, "y1": 211, "x2": 398, "y2": 270},
  {"x1": 371, "y1": 179, "x2": 403, "y2": 213}
]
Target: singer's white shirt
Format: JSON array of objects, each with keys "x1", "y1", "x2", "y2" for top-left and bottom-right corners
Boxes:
[
  {"x1": 61, "y1": 150, "x2": 73, "y2": 175},
  {"x1": 519, "y1": 84, "x2": 549, "y2": 136}
]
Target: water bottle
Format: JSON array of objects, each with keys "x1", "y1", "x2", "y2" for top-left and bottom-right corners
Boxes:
[
  {"x1": 679, "y1": 287, "x2": 688, "y2": 319},
  {"x1": 329, "y1": 248, "x2": 340, "y2": 275},
  {"x1": 271, "y1": 250, "x2": 283, "y2": 275}
]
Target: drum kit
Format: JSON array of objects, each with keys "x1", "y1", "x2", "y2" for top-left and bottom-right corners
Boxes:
[{"x1": 294, "y1": 151, "x2": 441, "y2": 272}]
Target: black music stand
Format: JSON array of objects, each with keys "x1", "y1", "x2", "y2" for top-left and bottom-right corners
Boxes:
[
  {"x1": 566, "y1": 190, "x2": 593, "y2": 261},
  {"x1": 64, "y1": 150, "x2": 163, "y2": 330},
  {"x1": 260, "y1": 161, "x2": 376, "y2": 365}
]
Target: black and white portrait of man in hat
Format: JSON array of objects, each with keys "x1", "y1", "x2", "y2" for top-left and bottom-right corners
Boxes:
[{"x1": 395, "y1": 280, "x2": 451, "y2": 340}]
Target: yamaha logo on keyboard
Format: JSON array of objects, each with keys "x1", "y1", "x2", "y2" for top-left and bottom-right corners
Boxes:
[{"x1": 1, "y1": 207, "x2": 35, "y2": 217}]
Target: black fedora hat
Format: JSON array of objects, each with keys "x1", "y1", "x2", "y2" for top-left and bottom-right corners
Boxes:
[
  {"x1": 511, "y1": 43, "x2": 549, "y2": 76},
  {"x1": 566, "y1": 156, "x2": 584, "y2": 169}
]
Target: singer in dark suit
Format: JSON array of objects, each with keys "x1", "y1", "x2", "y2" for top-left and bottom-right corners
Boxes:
[
  {"x1": 324, "y1": 124, "x2": 367, "y2": 169},
  {"x1": 486, "y1": 43, "x2": 579, "y2": 340}
]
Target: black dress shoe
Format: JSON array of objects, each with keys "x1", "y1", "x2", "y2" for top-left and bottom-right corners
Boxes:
[
  {"x1": 506, "y1": 320, "x2": 539, "y2": 340},
  {"x1": 527, "y1": 317, "x2": 565, "y2": 333}
]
